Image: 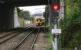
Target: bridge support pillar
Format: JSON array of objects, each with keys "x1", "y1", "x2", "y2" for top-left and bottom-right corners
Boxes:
[{"x1": 0, "y1": 4, "x2": 14, "y2": 31}]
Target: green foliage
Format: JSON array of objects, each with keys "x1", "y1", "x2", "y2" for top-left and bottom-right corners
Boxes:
[
  {"x1": 17, "y1": 7, "x2": 32, "y2": 20},
  {"x1": 43, "y1": 5, "x2": 49, "y2": 25},
  {"x1": 21, "y1": 11, "x2": 31, "y2": 20},
  {"x1": 60, "y1": 0, "x2": 81, "y2": 48},
  {"x1": 17, "y1": 7, "x2": 33, "y2": 27}
]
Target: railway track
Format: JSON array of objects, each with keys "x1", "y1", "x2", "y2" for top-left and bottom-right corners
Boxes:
[
  {"x1": 0, "y1": 28, "x2": 30, "y2": 44},
  {"x1": 0, "y1": 28, "x2": 40, "y2": 50},
  {"x1": 0, "y1": 31, "x2": 21, "y2": 44},
  {"x1": 29, "y1": 32, "x2": 39, "y2": 50},
  {"x1": 0, "y1": 31, "x2": 16, "y2": 39},
  {"x1": 13, "y1": 29, "x2": 39, "y2": 50}
]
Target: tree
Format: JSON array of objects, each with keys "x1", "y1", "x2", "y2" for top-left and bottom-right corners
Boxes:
[
  {"x1": 17, "y1": 8, "x2": 31, "y2": 20},
  {"x1": 21, "y1": 11, "x2": 31, "y2": 20},
  {"x1": 43, "y1": 5, "x2": 49, "y2": 25},
  {"x1": 60, "y1": 0, "x2": 81, "y2": 48}
]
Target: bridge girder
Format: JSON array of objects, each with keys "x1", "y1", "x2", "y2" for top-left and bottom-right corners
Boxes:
[{"x1": 0, "y1": 0, "x2": 48, "y2": 6}]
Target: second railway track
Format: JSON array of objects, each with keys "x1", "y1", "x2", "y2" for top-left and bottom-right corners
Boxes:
[
  {"x1": 0, "y1": 28, "x2": 30, "y2": 44},
  {"x1": 0, "y1": 31, "x2": 21, "y2": 44}
]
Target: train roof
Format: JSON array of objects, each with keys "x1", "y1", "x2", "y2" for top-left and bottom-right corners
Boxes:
[{"x1": 34, "y1": 16, "x2": 45, "y2": 19}]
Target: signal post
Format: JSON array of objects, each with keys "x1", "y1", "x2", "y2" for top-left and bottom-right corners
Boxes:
[{"x1": 48, "y1": 0, "x2": 61, "y2": 50}]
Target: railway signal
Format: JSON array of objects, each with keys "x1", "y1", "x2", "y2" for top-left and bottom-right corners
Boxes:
[
  {"x1": 49, "y1": 0, "x2": 60, "y2": 24},
  {"x1": 49, "y1": 0, "x2": 60, "y2": 12},
  {"x1": 51, "y1": 3, "x2": 60, "y2": 12},
  {"x1": 48, "y1": 0, "x2": 61, "y2": 50}
]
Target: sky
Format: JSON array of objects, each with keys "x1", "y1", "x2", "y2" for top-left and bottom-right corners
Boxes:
[{"x1": 19, "y1": 5, "x2": 46, "y2": 15}]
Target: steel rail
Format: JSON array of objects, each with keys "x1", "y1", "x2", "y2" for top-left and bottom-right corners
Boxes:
[
  {"x1": 29, "y1": 29, "x2": 40, "y2": 50},
  {"x1": 0, "y1": 31, "x2": 17, "y2": 39},
  {"x1": 13, "y1": 29, "x2": 35, "y2": 50},
  {"x1": 0, "y1": 28, "x2": 30, "y2": 44},
  {"x1": 0, "y1": 32, "x2": 20, "y2": 44}
]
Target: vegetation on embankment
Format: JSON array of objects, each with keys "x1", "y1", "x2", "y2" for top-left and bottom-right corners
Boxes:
[{"x1": 60, "y1": 0, "x2": 81, "y2": 49}]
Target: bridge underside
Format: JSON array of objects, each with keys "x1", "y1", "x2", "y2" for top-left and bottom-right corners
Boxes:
[
  {"x1": 0, "y1": 0, "x2": 48, "y2": 31},
  {"x1": 0, "y1": 0, "x2": 48, "y2": 6}
]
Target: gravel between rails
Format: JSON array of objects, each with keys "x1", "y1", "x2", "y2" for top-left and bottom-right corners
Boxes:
[
  {"x1": 0, "y1": 32, "x2": 28, "y2": 50},
  {"x1": 14, "y1": 33, "x2": 38, "y2": 50},
  {"x1": 14, "y1": 30, "x2": 39, "y2": 50}
]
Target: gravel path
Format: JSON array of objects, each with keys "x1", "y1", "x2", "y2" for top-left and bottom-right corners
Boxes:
[{"x1": 33, "y1": 33, "x2": 49, "y2": 50}]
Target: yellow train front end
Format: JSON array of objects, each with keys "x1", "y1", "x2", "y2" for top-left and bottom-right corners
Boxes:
[
  {"x1": 33, "y1": 18, "x2": 45, "y2": 28},
  {"x1": 33, "y1": 17, "x2": 49, "y2": 32}
]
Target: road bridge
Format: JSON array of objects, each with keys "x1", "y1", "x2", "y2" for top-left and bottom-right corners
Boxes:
[{"x1": 0, "y1": 0, "x2": 48, "y2": 31}]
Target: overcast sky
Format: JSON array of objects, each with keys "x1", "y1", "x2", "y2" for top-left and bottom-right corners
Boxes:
[{"x1": 19, "y1": 5, "x2": 46, "y2": 15}]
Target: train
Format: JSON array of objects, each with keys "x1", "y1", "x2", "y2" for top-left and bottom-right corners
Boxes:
[
  {"x1": 33, "y1": 17, "x2": 45, "y2": 28},
  {"x1": 25, "y1": 16, "x2": 49, "y2": 32},
  {"x1": 26, "y1": 17, "x2": 45, "y2": 28}
]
